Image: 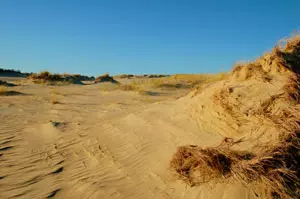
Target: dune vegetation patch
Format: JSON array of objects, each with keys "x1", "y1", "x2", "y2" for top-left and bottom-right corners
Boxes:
[
  {"x1": 28, "y1": 71, "x2": 83, "y2": 85},
  {"x1": 117, "y1": 73, "x2": 228, "y2": 94},
  {"x1": 170, "y1": 123, "x2": 299, "y2": 199},
  {"x1": 94, "y1": 73, "x2": 119, "y2": 84},
  {"x1": 170, "y1": 34, "x2": 300, "y2": 199},
  {"x1": 114, "y1": 74, "x2": 134, "y2": 79},
  {"x1": 231, "y1": 34, "x2": 300, "y2": 82}
]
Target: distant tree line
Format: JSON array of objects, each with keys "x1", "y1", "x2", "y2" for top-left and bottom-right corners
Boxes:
[
  {"x1": 0, "y1": 68, "x2": 32, "y2": 77},
  {"x1": 0, "y1": 68, "x2": 95, "y2": 80}
]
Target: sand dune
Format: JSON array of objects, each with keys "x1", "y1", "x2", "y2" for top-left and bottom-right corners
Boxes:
[
  {"x1": 1, "y1": 35, "x2": 300, "y2": 199},
  {"x1": 0, "y1": 81, "x2": 256, "y2": 199}
]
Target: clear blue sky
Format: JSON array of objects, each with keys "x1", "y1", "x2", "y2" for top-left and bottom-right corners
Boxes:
[{"x1": 0, "y1": 0, "x2": 299, "y2": 76}]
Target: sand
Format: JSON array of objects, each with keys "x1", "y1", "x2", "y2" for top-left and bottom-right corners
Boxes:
[{"x1": 0, "y1": 78, "x2": 260, "y2": 199}]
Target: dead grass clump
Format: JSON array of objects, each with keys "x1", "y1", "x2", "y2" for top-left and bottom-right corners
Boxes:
[
  {"x1": 170, "y1": 104, "x2": 300, "y2": 199},
  {"x1": 170, "y1": 130, "x2": 299, "y2": 198},
  {"x1": 170, "y1": 138, "x2": 253, "y2": 186},
  {"x1": 95, "y1": 73, "x2": 119, "y2": 84}
]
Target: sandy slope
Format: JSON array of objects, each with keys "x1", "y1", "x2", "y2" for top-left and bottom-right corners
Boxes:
[{"x1": 0, "y1": 80, "x2": 259, "y2": 199}]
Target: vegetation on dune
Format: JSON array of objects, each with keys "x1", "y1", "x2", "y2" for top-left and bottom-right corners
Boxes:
[
  {"x1": 95, "y1": 73, "x2": 119, "y2": 84},
  {"x1": 64, "y1": 73, "x2": 95, "y2": 81},
  {"x1": 114, "y1": 74, "x2": 134, "y2": 79},
  {"x1": 170, "y1": 34, "x2": 300, "y2": 199},
  {"x1": 117, "y1": 73, "x2": 229, "y2": 93},
  {"x1": 171, "y1": 122, "x2": 299, "y2": 199},
  {"x1": 114, "y1": 74, "x2": 170, "y2": 79},
  {"x1": 232, "y1": 34, "x2": 300, "y2": 81},
  {"x1": 28, "y1": 71, "x2": 83, "y2": 85}
]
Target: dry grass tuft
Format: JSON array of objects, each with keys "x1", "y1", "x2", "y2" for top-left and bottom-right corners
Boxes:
[
  {"x1": 170, "y1": 138, "x2": 253, "y2": 186},
  {"x1": 170, "y1": 126, "x2": 300, "y2": 198}
]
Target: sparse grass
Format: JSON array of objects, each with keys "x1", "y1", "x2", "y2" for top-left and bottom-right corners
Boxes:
[
  {"x1": 114, "y1": 74, "x2": 134, "y2": 79},
  {"x1": 118, "y1": 84, "x2": 138, "y2": 91},
  {"x1": 118, "y1": 79, "x2": 150, "y2": 91},
  {"x1": 171, "y1": 73, "x2": 229, "y2": 83},
  {"x1": 153, "y1": 73, "x2": 229, "y2": 90},
  {"x1": 117, "y1": 73, "x2": 228, "y2": 93},
  {"x1": 50, "y1": 89, "x2": 61, "y2": 104},
  {"x1": 118, "y1": 83, "x2": 152, "y2": 95}
]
